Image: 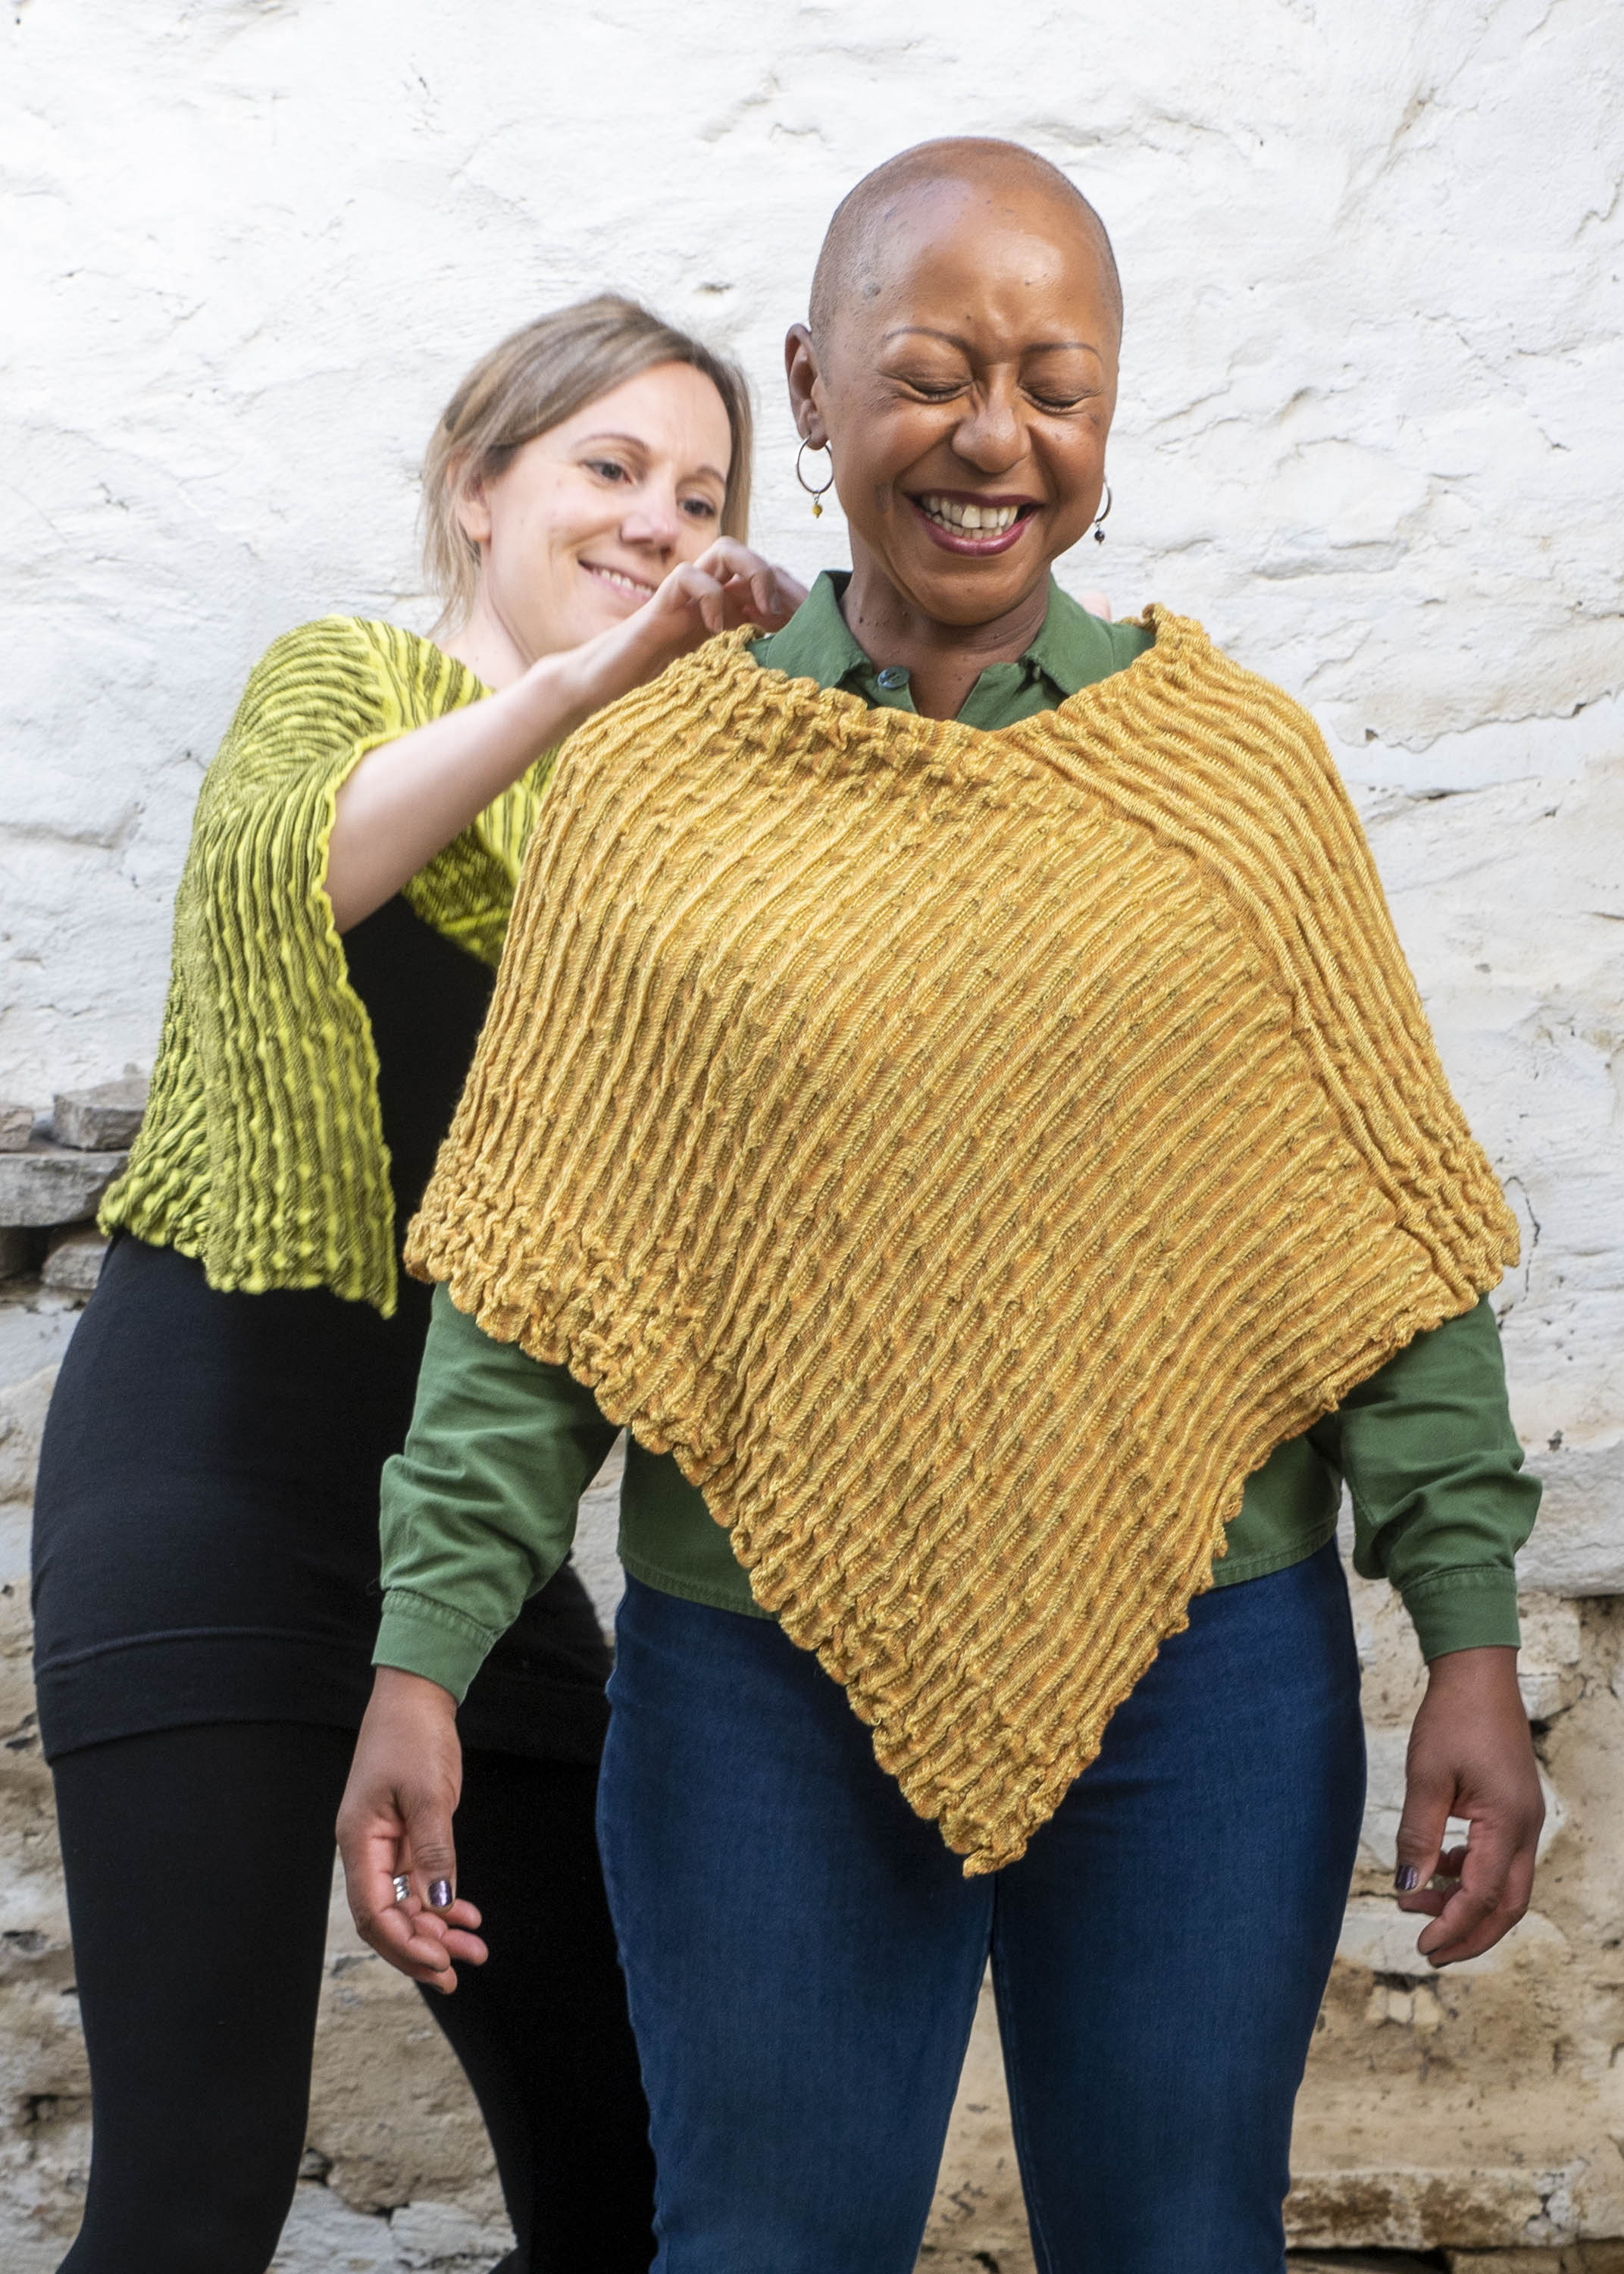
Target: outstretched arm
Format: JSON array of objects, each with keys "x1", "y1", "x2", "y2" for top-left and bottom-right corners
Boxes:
[{"x1": 325, "y1": 540, "x2": 805, "y2": 931}]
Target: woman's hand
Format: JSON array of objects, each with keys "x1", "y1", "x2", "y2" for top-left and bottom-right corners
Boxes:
[
  {"x1": 336, "y1": 1667, "x2": 487, "y2": 1994},
  {"x1": 324, "y1": 542, "x2": 807, "y2": 933},
  {"x1": 552, "y1": 538, "x2": 806, "y2": 730},
  {"x1": 1394, "y1": 1644, "x2": 1544, "y2": 1966}
]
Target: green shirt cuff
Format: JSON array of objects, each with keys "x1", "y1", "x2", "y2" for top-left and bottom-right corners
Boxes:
[
  {"x1": 372, "y1": 1586, "x2": 497, "y2": 1703},
  {"x1": 1400, "y1": 1565, "x2": 1522, "y2": 1661}
]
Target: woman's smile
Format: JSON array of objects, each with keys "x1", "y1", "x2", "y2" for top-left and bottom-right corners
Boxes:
[
  {"x1": 784, "y1": 163, "x2": 1119, "y2": 712},
  {"x1": 580, "y1": 558, "x2": 660, "y2": 603},
  {"x1": 909, "y1": 490, "x2": 1040, "y2": 554}
]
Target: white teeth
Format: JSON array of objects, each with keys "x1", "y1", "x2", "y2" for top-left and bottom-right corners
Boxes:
[
  {"x1": 919, "y1": 495, "x2": 1022, "y2": 534},
  {"x1": 587, "y1": 565, "x2": 652, "y2": 597}
]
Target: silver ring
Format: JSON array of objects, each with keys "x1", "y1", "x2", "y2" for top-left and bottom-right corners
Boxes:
[{"x1": 392, "y1": 1874, "x2": 411, "y2": 1905}]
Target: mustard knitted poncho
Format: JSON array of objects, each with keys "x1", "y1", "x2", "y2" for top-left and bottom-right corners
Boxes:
[{"x1": 408, "y1": 609, "x2": 1518, "y2": 1873}]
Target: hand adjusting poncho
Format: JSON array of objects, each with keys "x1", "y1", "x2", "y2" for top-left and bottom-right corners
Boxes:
[{"x1": 408, "y1": 608, "x2": 1518, "y2": 1873}]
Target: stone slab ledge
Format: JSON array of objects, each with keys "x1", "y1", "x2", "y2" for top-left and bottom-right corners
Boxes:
[{"x1": 0, "y1": 1144, "x2": 127, "y2": 1230}]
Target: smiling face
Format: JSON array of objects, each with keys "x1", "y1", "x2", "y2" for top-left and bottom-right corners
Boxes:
[
  {"x1": 790, "y1": 171, "x2": 1119, "y2": 635},
  {"x1": 453, "y1": 360, "x2": 733, "y2": 668}
]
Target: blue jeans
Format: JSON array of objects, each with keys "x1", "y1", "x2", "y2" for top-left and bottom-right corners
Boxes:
[{"x1": 597, "y1": 1542, "x2": 1365, "y2": 2274}]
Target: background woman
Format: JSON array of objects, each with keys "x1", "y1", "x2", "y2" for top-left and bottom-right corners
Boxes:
[{"x1": 30, "y1": 294, "x2": 800, "y2": 2274}]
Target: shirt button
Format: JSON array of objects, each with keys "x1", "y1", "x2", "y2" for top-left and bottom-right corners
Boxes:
[{"x1": 876, "y1": 666, "x2": 910, "y2": 690}]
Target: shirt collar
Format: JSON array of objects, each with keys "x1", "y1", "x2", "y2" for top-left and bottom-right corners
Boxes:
[
  {"x1": 751, "y1": 570, "x2": 875, "y2": 694},
  {"x1": 751, "y1": 568, "x2": 1120, "y2": 713}
]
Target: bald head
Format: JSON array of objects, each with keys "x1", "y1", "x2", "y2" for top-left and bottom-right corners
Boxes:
[
  {"x1": 785, "y1": 133, "x2": 1122, "y2": 644},
  {"x1": 809, "y1": 138, "x2": 1122, "y2": 350}
]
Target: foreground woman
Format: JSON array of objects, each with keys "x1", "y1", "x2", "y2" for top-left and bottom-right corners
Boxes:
[
  {"x1": 342, "y1": 152, "x2": 1543, "y2": 2272},
  {"x1": 33, "y1": 295, "x2": 799, "y2": 2274}
]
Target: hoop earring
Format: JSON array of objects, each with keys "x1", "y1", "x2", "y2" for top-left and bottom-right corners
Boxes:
[
  {"x1": 796, "y1": 438, "x2": 835, "y2": 518},
  {"x1": 1092, "y1": 481, "x2": 1112, "y2": 545}
]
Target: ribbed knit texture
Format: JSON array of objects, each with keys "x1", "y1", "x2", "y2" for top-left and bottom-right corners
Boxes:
[
  {"x1": 408, "y1": 609, "x2": 1519, "y2": 1872},
  {"x1": 102, "y1": 616, "x2": 552, "y2": 1314}
]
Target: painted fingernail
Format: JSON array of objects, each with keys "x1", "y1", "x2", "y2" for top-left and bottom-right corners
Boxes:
[
  {"x1": 427, "y1": 1879, "x2": 452, "y2": 1910},
  {"x1": 1395, "y1": 1865, "x2": 1420, "y2": 1892}
]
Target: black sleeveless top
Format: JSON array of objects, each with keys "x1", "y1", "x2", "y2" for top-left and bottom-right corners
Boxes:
[{"x1": 32, "y1": 898, "x2": 611, "y2": 1764}]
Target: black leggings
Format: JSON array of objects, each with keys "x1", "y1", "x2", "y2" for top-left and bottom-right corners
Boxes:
[{"x1": 50, "y1": 1722, "x2": 656, "y2": 2274}]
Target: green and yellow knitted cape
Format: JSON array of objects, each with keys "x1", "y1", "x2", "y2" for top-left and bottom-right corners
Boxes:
[
  {"x1": 102, "y1": 616, "x2": 550, "y2": 1314},
  {"x1": 409, "y1": 609, "x2": 1519, "y2": 1872}
]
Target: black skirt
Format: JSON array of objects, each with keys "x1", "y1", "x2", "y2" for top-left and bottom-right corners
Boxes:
[
  {"x1": 30, "y1": 896, "x2": 612, "y2": 1765},
  {"x1": 31, "y1": 1235, "x2": 610, "y2": 1763}
]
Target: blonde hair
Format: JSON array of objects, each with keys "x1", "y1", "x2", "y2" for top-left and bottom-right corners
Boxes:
[{"x1": 422, "y1": 294, "x2": 754, "y2": 631}]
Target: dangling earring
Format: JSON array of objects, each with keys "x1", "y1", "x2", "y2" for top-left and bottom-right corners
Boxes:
[
  {"x1": 1092, "y1": 481, "x2": 1112, "y2": 545},
  {"x1": 796, "y1": 437, "x2": 835, "y2": 518}
]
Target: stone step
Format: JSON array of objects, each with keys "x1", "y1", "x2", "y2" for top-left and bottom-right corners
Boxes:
[
  {"x1": 1446, "y1": 2250, "x2": 1624, "y2": 2272},
  {"x1": 1288, "y1": 2254, "x2": 1444, "y2": 2271},
  {"x1": 42, "y1": 1227, "x2": 109, "y2": 1298},
  {"x1": 0, "y1": 1144, "x2": 127, "y2": 1229},
  {"x1": 51, "y1": 1077, "x2": 147, "y2": 1152}
]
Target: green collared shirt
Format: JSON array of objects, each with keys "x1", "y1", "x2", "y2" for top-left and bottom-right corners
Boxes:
[
  {"x1": 749, "y1": 567, "x2": 1153, "y2": 723},
  {"x1": 374, "y1": 575, "x2": 1538, "y2": 1704}
]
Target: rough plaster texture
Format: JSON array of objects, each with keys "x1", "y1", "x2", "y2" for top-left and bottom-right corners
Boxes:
[{"x1": 4, "y1": 0, "x2": 1623, "y2": 2263}]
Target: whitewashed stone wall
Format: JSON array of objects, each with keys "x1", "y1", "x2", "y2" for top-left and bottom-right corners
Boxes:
[{"x1": 3, "y1": 0, "x2": 1622, "y2": 2264}]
